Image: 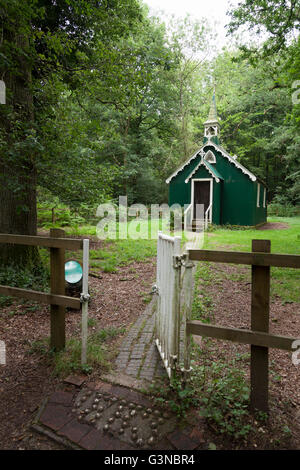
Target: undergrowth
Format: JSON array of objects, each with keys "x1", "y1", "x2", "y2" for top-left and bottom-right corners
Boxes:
[
  {"x1": 28, "y1": 327, "x2": 125, "y2": 376},
  {"x1": 0, "y1": 263, "x2": 49, "y2": 308}
]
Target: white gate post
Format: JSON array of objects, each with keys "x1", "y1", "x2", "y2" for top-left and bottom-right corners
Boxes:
[
  {"x1": 171, "y1": 236, "x2": 181, "y2": 379},
  {"x1": 182, "y1": 250, "x2": 194, "y2": 381},
  {"x1": 81, "y1": 238, "x2": 90, "y2": 365}
]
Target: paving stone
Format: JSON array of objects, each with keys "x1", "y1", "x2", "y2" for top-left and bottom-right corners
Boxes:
[
  {"x1": 188, "y1": 427, "x2": 205, "y2": 446},
  {"x1": 80, "y1": 429, "x2": 133, "y2": 450},
  {"x1": 100, "y1": 435, "x2": 135, "y2": 450},
  {"x1": 78, "y1": 428, "x2": 105, "y2": 450},
  {"x1": 152, "y1": 438, "x2": 175, "y2": 450},
  {"x1": 57, "y1": 418, "x2": 92, "y2": 444},
  {"x1": 88, "y1": 381, "x2": 112, "y2": 393},
  {"x1": 48, "y1": 391, "x2": 74, "y2": 406},
  {"x1": 167, "y1": 429, "x2": 199, "y2": 450},
  {"x1": 125, "y1": 390, "x2": 152, "y2": 408},
  {"x1": 110, "y1": 385, "x2": 131, "y2": 400},
  {"x1": 39, "y1": 403, "x2": 73, "y2": 431},
  {"x1": 63, "y1": 375, "x2": 86, "y2": 387}
]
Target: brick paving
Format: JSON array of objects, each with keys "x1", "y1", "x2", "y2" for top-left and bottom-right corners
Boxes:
[
  {"x1": 34, "y1": 380, "x2": 207, "y2": 450},
  {"x1": 33, "y1": 270, "x2": 206, "y2": 450},
  {"x1": 114, "y1": 297, "x2": 167, "y2": 382},
  {"x1": 113, "y1": 295, "x2": 187, "y2": 383}
]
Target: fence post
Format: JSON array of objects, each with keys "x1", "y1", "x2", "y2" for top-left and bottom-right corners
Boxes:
[
  {"x1": 182, "y1": 251, "x2": 194, "y2": 382},
  {"x1": 171, "y1": 236, "x2": 181, "y2": 379},
  {"x1": 81, "y1": 238, "x2": 90, "y2": 365},
  {"x1": 50, "y1": 228, "x2": 66, "y2": 351},
  {"x1": 250, "y1": 239, "x2": 271, "y2": 413}
]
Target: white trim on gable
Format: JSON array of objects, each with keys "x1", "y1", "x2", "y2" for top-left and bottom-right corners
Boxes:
[
  {"x1": 165, "y1": 149, "x2": 205, "y2": 184},
  {"x1": 209, "y1": 142, "x2": 257, "y2": 182},
  {"x1": 185, "y1": 159, "x2": 220, "y2": 183},
  {"x1": 166, "y1": 141, "x2": 257, "y2": 184}
]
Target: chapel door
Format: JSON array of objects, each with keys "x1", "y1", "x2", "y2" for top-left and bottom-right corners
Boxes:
[{"x1": 193, "y1": 181, "x2": 210, "y2": 219}]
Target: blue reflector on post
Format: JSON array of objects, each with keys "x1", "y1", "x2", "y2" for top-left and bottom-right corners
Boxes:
[{"x1": 65, "y1": 260, "x2": 83, "y2": 284}]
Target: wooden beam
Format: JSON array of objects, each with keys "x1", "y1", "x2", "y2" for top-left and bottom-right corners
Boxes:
[
  {"x1": 188, "y1": 249, "x2": 300, "y2": 269},
  {"x1": 186, "y1": 321, "x2": 297, "y2": 351},
  {"x1": 0, "y1": 233, "x2": 83, "y2": 250},
  {"x1": 0, "y1": 285, "x2": 80, "y2": 309},
  {"x1": 250, "y1": 239, "x2": 270, "y2": 412},
  {"x1": 50, "y1": 229, "x2": 66, "y2": 351}
]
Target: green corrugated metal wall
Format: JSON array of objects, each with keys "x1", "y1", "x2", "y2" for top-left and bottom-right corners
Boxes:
[{"x1": 168, "y1": 145, "x2": 267, "y2": 226}]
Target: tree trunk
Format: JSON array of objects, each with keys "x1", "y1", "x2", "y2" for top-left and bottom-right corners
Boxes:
[{"x1": 0, "y1": 27, "x2": 39, "y2": 268}]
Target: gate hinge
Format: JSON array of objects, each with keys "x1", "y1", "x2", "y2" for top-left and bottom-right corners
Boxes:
[
  {"x1": 173, "y1": 254, "x2": 184, "y2": 269},
  {"x1": 180, "y1": 253, "x2": 195, "y2": 268},
  {"x1": 170, "y1": 355, "x2": 178, "y2": 369},
  {"x1": 150, "y1": 284, "x2": 159, "y2": 295}
]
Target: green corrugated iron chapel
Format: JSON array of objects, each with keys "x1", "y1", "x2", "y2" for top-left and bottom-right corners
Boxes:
[{"x1": 166, "y1": 94, "x2": 267, "y2": 226}]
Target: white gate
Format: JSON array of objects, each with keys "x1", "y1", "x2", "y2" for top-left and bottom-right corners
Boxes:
[{"x1": 155, "y1": 232, "x2": 181, "y2": 379}]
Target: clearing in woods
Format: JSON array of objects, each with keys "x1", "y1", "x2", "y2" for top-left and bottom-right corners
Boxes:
[{"x1": 0, "y1": 216, "x2": 299, "y2": 449}]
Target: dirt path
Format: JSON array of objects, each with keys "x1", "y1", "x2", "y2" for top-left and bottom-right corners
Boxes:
[
  {"x1": 0, "y1": 259, "x2": 156, "y2": 449},
  {"x1": 1, "y1": 247, "x2": 299, "y2": 450},
  {"x1": 196, "y1": 262, "x2": 300, "y2": 449},
  {"x1": 256, "y1": 222, "x2": 290, "y2": 230}
]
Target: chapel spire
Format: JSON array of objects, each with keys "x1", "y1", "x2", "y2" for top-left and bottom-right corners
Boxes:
[{"x1": 203, "y1": 89, "x2": 220, "y2": 145}]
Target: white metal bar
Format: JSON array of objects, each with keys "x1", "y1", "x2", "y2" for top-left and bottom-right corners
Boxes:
[
  {"x1": 182, "y1": 251, "x2": 194, "y2": 380},
  {"x1": 159, "y1": 232, "x2": 176, "y2": 242},
  {"x1": 155, "y1": 232, "x2": 182, "y2": 380},
  {"x1": 81, "y1": 238, "x2": 89, "y2": 365}
]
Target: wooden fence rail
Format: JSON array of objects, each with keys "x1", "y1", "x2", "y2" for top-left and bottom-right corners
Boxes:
[
  {"x1": 0, "y1": 229, "x2": 84, "y2": 351},
  {"x1": 186, "y1": 239, "x2": 300, "y2": 413},
  {"x1": 0, "y1": 233, "x2": 82, "y2": 250}
]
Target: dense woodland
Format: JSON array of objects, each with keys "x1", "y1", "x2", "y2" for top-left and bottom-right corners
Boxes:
[{"x1": 0, "y1": 0, "x2": 299, "y2": 268}]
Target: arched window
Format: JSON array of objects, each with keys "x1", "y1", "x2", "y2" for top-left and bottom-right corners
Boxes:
[{"x1": 204, "y1": 150, "x2": 216, "y2": 164}]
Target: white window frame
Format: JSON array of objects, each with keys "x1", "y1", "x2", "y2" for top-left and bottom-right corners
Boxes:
[
  {"x1": 191, "y1": 178, "x2": 213, "y2": 221},
  {"x1": 263, "y1": 187, "x2": 266, "y2": 208},
  {"x1": 257, "y1": 183, "x2": 260, "y2": 208}
]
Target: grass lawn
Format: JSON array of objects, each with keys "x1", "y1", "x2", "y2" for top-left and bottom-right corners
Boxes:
[
  {"x1": 62, "y1": 216, "x2": 299, "y2": 301},
  {"x1": 64, "y1": 218, "x2": 179, "y2": 273},
  {"x1": 202, "y1": 216, "x2": 300, "y2": 303}
]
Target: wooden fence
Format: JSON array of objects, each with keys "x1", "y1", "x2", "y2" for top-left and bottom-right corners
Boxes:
[
  {"x1": 185, "y1": 239, "x2": 300, "y2": 412},
  {"x1": 0, "y1": 229, "x2": 88, "y2": 354}
]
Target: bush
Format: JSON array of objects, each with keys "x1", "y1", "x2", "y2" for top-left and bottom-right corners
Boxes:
[
  {"x1": 267, "y1": 203, "x2": 300, "y2": 217},
  {"x1": 0, "y1": 264, "x2": 49, "y2": 291}
]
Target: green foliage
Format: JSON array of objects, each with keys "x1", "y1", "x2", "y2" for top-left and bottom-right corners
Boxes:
[
  {"x1": 87, "y1": 238, "x2": 157, "y2": 273},
  {"x1": 267, "y1": 203, "x2": 300, "y2": 217},
  {"x1": 0, "y1": 263, "x2": 49, "y2": 310},
  {"x1": 1, "y1": 0, "x2": 300, "y2": 247},
  {"x1": 150, "y1": 377, "x2": 198, "y2": 418},
  {"x1": 53, "y1": 327, "x2": 123, "y2": 376},
  {"x1": 193, "y1": 358, "x2": 252, "y2": 439},
  {"x1": 30, "y1": 327, "x2": 124, "y2": 376},
  {"x1": 227, "y1": 0, "x2": 300, "y2": 56},
  {"x1": 191, "y1": 263, "x2": 215, "y2": 323},
  {"x1": 0, "y1": 263, "x2": 49, "y2": 291},
  {"x1": 0, "y1": 295, "x2": 13, "y2": 308}
]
